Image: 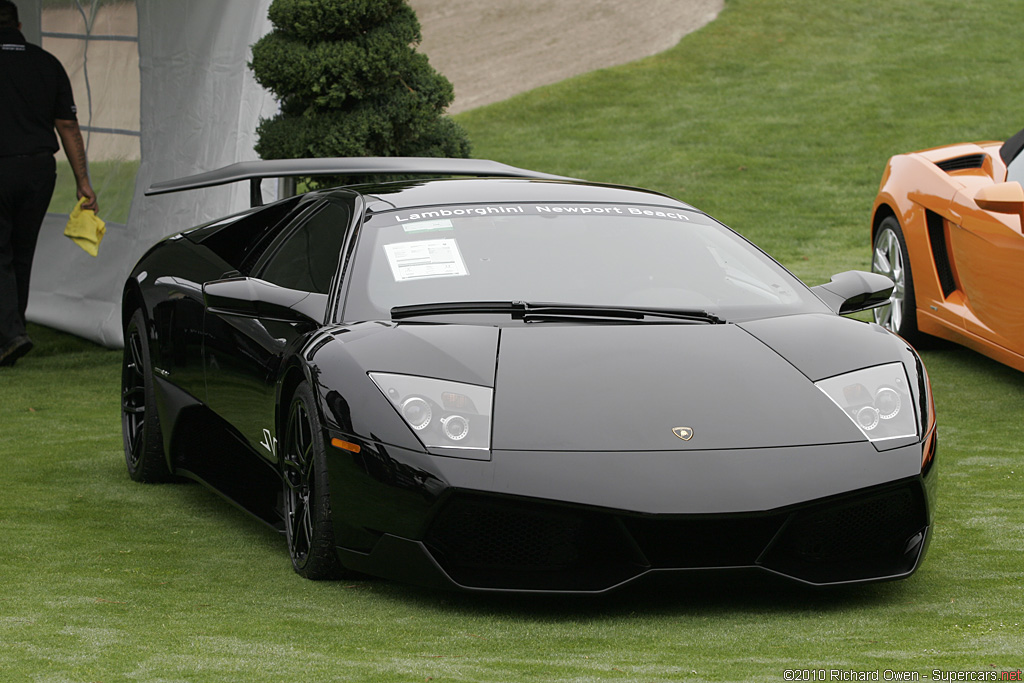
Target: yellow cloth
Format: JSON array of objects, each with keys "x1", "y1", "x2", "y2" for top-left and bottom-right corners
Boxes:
[{"x1": 64, "y1": 197, "x2": 106, "y2": 257}]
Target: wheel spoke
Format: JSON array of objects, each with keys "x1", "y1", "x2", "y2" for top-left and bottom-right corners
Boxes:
[
  {"x1": 289, "y1": 492, "x2": 309, "y2": 554},
  {"x1": 300, "y1": 494, "x2": 313, "y2": 546},
  {"x1": 122, "y1": 384, "x2": 144, "y2": 409},
  {"x1": 284, "y1": 398, "x2": 317, "y2": 564},
  {"x1": 130, "y1": 423, "x2": 144, "y2": 460},
  {"x1": 871, "y1": 226, "x2": 911, "y2": 334},
  {"x1": 873, "y1": 246, "x2": 891, "y2": 278},
  {"x1": 872, "y1": 233, "x2": 893, "y2": 329},
  {"x1": 121, "y1": 327, "x2": 148, "y2": 465},
  {"x1": 282, "y1": 458, "x2": 303, "y2": 493},
  {"x1": 128, "y1": 333, "x2": 145, "y2": 380}
]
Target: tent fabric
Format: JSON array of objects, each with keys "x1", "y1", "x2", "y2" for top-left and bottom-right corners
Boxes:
[
  {"x1": 41, "y1": 3, "x2": 142, "y2": 161},
  {"x1": 25, "y1": 0, "x2": 275, "y2": 347}
]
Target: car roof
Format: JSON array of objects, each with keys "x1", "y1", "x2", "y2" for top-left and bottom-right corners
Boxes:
[{"x1": 323, "y1": 177, "x2": 699, "y2": 216}]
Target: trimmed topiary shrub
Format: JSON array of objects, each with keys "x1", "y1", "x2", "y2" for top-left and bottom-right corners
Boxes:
[{"x1": 250, "y1": 0, "x2": 471, "y2": 184}]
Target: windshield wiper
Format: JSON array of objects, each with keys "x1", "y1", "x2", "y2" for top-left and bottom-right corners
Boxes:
[
  {"x1": 391, "y1": 301, "x2": 525, "y2": 319},
  {"x1": 390, "y1": 301, "x2": 724, "y2": 324},
  {"x1": 517, "y1": 303, "x2": 724, "y2": 324}
]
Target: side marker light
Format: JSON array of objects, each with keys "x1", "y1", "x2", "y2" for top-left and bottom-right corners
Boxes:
[{"x1": 331, "y1": 438, "x2": 361, "y2": 453}]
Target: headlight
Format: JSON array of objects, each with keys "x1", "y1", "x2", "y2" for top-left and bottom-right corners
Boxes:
[
  {"x1": 815, "y1": 363, "x2": 918, "y2": 446},
  {"x1": 400, "y1": 396, "x2": 432, "y2": 430},
  {"x1": 369, "y1": 372, "x2": 493, "y2": 452}
]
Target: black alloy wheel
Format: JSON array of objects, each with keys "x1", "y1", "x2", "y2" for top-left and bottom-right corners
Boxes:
[
  {"x1": 282, "y1": 382, "x2": 344, "y2": 580},
  {"x1": 121, "y1": 309, "x2": 172, "y2": 482}
]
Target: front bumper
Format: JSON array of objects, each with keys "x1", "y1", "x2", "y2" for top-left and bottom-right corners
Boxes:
[
  {"x1": 337, "y1": 476, "x2": 932, "y2": 593},
  {"x1": 328, "y1": 436, "x2": 936, "y2": 593}
]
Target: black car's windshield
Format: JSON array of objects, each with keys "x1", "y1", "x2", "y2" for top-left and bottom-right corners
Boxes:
[{"x1": 341, "y1": 202, "x2": 828, "y2": 322}]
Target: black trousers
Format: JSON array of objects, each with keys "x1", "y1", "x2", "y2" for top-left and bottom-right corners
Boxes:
[{"x1": 0, "y1": 153, "x2": 57, "y2": 345}]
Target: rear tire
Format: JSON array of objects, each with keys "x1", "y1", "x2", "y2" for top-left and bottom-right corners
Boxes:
[
  {"x1": 872, "y1": 216, "x2": 919, "y2": 341},
  {"x1": 282, "y1": 382, "x2": 344, "y2": 580},
  {"x1": 121, "y1": 309, "x2": 173, "y2": 482}
]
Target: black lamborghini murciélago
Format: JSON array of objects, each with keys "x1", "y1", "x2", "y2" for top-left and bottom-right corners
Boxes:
[{"x1": 122, "y1": 158, "x2": 936, "y2": 593}]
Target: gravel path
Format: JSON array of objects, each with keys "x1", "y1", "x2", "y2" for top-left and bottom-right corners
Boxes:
[{"x1": 409, "y1": 0, "x2": 724, "y2": 113}]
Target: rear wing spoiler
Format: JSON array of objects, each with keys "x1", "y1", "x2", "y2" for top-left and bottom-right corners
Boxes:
[{"x1": 145, "y1": 157, "x2": 578, "y2": 207}]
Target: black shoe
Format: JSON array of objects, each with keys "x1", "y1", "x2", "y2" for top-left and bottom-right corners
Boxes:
[{"x1": 0, "y1": 335, "x2": 33, "y2": 367}]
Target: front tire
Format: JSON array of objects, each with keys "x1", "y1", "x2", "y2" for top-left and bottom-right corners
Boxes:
[
  {"x1": 122, "y1": 309, "x2": 173, "y2": 482},
  {"x1": 872, "y1": 216, "x2": 919, "y2": 341},
  {"x1": 282, "y1": 382, "x2": 343, "y2": 580}
]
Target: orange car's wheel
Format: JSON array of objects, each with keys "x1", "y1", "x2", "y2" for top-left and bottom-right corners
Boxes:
[{"x1": 872, "y1": 216, "x2": 918, "y2": 341}]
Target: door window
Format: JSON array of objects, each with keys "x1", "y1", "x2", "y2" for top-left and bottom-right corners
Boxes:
[{"x1": 258, "y1": 202, "x2": 352, "y2": 294}]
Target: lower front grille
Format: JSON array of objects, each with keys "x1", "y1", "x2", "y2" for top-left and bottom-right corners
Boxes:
[
  {"x1": 424, "y1": 498, "x2": 642, "y2": 591},
  {"x1": 783, "y1": 488, "x2": 916, "y2": 563},
  {"x1": 622, "y1": 515, "x2": 784, "y2": 569},
  {"x1": 423, "y1": 481, "x2": 929, "y2": 591},
  {"x1": 760, "y1": 485, "x2": 928, "y2": 584},
  {"x1": 427, "y1": 500, "x2": 586, "y2": 571}
]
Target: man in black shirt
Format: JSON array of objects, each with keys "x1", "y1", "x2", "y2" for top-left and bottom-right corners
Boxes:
[{"x1": 0, "y1": 0, "x2": 97, "y2": 366}]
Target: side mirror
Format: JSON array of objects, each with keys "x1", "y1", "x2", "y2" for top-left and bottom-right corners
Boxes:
[
  {"x1": 203, "y1": 277, "x2": 326, "y2": 323},
  {"x1": 811, "y1": 270, "x2": 894, "y2": 315},
  {"x1": 974, "y1": 181, "x2": 1024, "y2": 215}
]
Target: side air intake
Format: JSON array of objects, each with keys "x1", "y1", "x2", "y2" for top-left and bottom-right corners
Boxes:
[
  {"x1": 926, "y1": 210, "x2": 957, "y2": 298},
  {"x1": 934, "y1": 154, "x2": 985, "y2": 172}
]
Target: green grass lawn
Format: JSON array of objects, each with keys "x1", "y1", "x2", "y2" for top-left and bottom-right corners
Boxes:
[{"x1": 5, "y1": 0, "x2": 1024, "y2": 680}]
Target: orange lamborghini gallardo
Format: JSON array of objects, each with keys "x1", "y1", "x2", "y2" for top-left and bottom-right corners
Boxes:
[{"x1": 871, "y1": 127, "x2": 1024, "y2": 372}]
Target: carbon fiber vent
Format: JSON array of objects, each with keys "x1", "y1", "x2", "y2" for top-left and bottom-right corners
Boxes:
[{"x1": 935, "y1": 154, "x2": 985, "y2": 172}]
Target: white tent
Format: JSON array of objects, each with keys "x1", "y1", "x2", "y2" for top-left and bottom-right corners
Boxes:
[{"x1": 21, "y1": 0, "x2": 276, "y2": 347}]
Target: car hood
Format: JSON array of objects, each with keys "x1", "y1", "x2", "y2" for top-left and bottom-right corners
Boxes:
[
  {"x1": 320, "y1": 315, "x2": 911, "y2": 453},
  {"x1": 490, "y1": 319, "x2": 874, "y2": 452}
]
